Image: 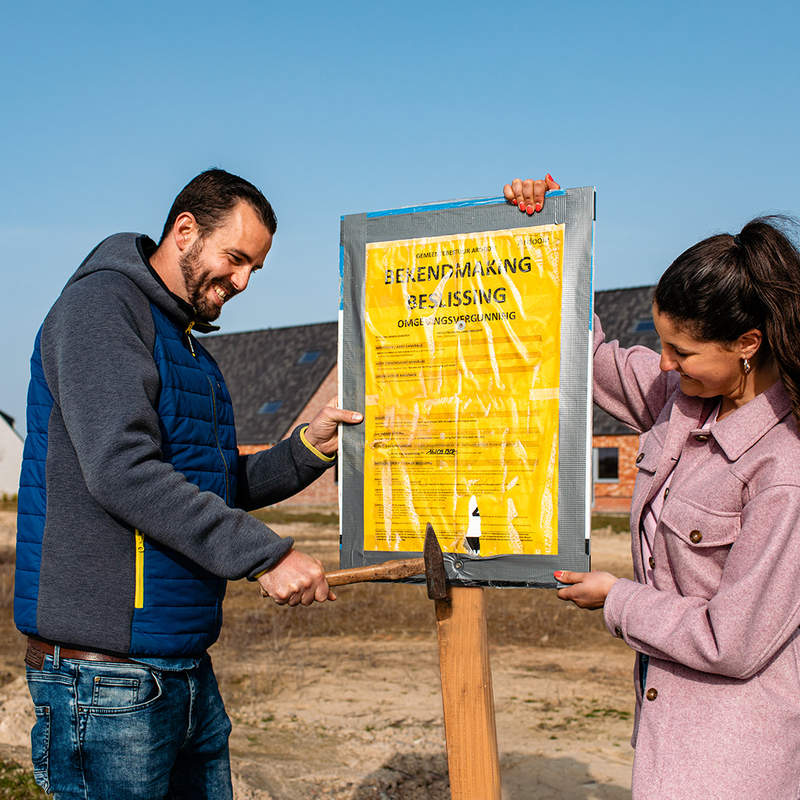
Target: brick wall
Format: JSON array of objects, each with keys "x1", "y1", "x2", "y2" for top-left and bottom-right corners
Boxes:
[{"x1": 591, "y1": 433, "x2": 639, "y2": 513}]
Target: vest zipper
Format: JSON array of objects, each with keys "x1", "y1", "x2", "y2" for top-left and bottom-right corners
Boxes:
[
  {"x1": 134, "y1": 529, "x2": 145, "y2": 609},
  {"x1": 207, "y1": 376, "x2": 230, "y2": 504},
  {"x1": 185, "y1": 322, "x2": 197, "y2": 357}
]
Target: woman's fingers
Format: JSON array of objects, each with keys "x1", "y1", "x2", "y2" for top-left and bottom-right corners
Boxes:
[
  {"x1": 554, "y1": 570, "x2": 583, "y2": 584},
  {"x1": 504, "y1": 175, "x2": 560, "y2": 214}
]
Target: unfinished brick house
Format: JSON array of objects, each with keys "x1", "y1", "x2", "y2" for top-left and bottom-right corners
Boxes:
[{"x1": 203, "y1": 285, "x2": 658, "y2": 513}]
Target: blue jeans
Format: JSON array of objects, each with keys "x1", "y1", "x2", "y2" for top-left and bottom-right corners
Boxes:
[{"x1": 25, "y1": 650, "x2": 233, "y2": 799}]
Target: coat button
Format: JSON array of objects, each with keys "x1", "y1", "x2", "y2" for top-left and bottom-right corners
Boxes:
[
  {"x1": 664, "y1": 488, "x2": 670, "y2": 499},
  {"x1": 614, "y1": 627, "x2": 623, "y2": 638},
  {"x1": 645, "y1": 688, "x2": 658, "y2": 701},
  {"x1": 636, "y1": 453, "x2": 645, "y2": 464},
  {"x1": 694, "y1": 433, "x2": 710, "y2": 442},
  {"x1": 689, "y1": 530, "x2": 703, "y2": 544},
  {"x1": 648, "y1": 556, "x2": 655, "y2": 569}
]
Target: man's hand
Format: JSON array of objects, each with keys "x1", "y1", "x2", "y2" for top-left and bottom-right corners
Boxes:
[
  {"x1": 554, "y1": 570, "x2": 617, "y2": 610},
  {"x1": 503, "y1": 175, "x2": 561, "y2": 215},
  {"x1": 304, "y1": 399, "x2": 363, "y2": 456},
  {"x1": 257, "y1": 549, "x2": 335, "y2": 606}
]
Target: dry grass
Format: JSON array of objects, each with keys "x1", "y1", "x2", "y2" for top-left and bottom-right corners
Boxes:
[
  {"x1": 219, "y1": 507, "x2": 623, "y2": 658},
  {"x1": 1, "y1": 507, "x2": 627, "y2": 649},
  {"x1": 219, "y1": 578, "x2": 611, "y2": 656},
  {"x1": 590, "y1": 514, "x2": 631, "y2": 534},
  {"x1": 251, "y1": 508, "x2": 339, "y2": 526}
]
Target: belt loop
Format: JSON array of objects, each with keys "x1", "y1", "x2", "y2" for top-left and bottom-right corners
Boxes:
[{"x1": 53, "y1": 645, "x2": 60, "y2": 669}]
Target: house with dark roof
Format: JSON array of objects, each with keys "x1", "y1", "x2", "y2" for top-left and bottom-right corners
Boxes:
[
  {"x1": 0, "y1": 410, "x2": 23, "y2": 497},
  {"x1": 593, "y1": 285, "x2": 659, "y2": 512},
  {"x1": 202, "y1": 286, "x2": 658, "y2": 512},
  {"x1": 201, "y1": 321, "x2": 339, "y2": 506}
]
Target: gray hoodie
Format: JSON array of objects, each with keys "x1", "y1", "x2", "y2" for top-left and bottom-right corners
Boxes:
[{"x1": 16, "y1": 233, "x2": 331, "y2": 655}]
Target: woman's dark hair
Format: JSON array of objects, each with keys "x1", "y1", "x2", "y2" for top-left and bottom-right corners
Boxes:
[
  {"x1": 654, "y1": 215, "x2": 800, "y2": 419},
  {"x1": 158, "y1": 168, "x2": 277, "y2": 244}
]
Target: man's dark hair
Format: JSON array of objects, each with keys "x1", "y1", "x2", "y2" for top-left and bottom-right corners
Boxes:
[{"x1": 158, "y1": 168, "x2": 277, "y2": 244}]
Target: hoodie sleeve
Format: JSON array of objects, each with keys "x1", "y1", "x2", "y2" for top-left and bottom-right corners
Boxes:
[
  {"x1": 41, "y1": 270, "x2": 292, "y2": 580},
  {"x1": 235, "y1": 426, "x2": 333, "y2": 511}
]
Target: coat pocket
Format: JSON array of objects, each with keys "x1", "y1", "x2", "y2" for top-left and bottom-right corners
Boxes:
[
  {"x1": 660, "y1": 494, "x2": 741, "y2": 548},
  {"x1": 659, "y1": 494, "x2": 740, "y2": 596}
]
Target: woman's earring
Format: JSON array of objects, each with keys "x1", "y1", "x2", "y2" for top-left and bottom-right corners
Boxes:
[{"x1": 742, "y1": 357, "x2": 752, "y2": 375}]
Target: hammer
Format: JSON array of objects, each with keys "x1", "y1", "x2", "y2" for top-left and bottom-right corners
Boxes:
[{"x1": 259, "y1": 522, "x2": 447, "y2": 600}]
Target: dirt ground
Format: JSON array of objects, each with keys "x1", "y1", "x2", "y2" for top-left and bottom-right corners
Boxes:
[{"x1": 0, "y1": 510, "x2": 636, "y2": 799}]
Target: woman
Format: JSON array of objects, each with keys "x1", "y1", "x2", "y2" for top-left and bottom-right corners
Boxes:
[{"x1": 505, "y1": 178, "x2": 800, "y2": 799}]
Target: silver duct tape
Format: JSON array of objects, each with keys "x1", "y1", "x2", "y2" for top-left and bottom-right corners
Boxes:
[{"x1": 339, "y1": 188, "x2": 595, "y2": 587}]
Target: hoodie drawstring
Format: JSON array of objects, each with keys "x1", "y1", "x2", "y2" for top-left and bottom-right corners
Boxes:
[{"x1": 185, "y1": 322, "x2": 196, "y2": 357}]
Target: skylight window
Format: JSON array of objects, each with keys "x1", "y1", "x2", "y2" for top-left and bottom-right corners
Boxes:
[{"x1": 297, "y1": 350, "x2": 320, "y2": 365}]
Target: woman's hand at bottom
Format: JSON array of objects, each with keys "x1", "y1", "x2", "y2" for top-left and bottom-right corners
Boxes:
[{"x1": 555, "y1": 570, "x2": 618, "y2": 609}]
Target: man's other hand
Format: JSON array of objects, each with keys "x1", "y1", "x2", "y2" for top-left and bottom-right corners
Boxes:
[
  {"x1": 304, "y1": 399, "x2": 363, "y2": 456},
  {"x1": 257, "y1": 549, "x2": 335, "y2": 606}
]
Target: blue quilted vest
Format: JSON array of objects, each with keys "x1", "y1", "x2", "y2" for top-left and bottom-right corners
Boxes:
[
  {"x1": 14, "y1": 328, "x2": 50, "y2": 635},
  {"x1": 15, "y1": 304, "x2": 240, "y2": 656},
  {"x1": 130, "y1": 304, "x2": 239, "y2": 654}
]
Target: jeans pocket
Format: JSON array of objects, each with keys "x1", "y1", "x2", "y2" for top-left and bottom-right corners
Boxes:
[
  {"x1": 92, "y1": 675, "x2": 142, "y2": 707},
  {"x1": 82, "y1": 665, "x2": 163, "y2": 714},
  {"x1": 31, "y1": 704, "x2": 51, "y2": 793}
]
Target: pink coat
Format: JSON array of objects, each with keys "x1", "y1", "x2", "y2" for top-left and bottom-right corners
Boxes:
[{"x1": 594, "y1": 318, "x2": 800, "y2": 800}]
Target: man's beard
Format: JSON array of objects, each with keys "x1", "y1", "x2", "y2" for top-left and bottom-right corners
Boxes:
[{"x1": 179, "y1": 239, "x2": 234, "y2": 322}]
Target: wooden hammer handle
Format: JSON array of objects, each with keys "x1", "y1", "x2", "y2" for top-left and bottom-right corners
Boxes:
[{"x1": 324, "y1": 557, "x2": 425, "y2": 586}]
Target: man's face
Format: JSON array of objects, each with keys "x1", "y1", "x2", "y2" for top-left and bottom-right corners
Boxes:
[{"x1": 179, "y1": 201, "x2": 273, "y2": 321}]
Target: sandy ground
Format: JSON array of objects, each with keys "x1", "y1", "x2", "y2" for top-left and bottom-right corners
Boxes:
[{"x1": 0, "y1": 510, "x2": 636, "y2": 799}]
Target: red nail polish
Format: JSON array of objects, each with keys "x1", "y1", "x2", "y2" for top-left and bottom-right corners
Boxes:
[
  {"x1": 546, "y1": 174, "x2": 554, "y2": 182},
  {"x1": 535, "y1": 202, "x2": 542, "y2": 212},
  {"x1": 510, "y1": 198, "x2": 517, "y2": 206},
  {"x1": 526, "y1": 205, "x2": 534, "y2": 215}
]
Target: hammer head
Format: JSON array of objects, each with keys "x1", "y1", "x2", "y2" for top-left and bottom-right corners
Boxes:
[{"x1": 424, "y1": 523, "x2": 448, "y2": 600}]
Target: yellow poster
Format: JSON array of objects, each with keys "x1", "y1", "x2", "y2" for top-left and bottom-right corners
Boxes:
[{"x1": 363, "y1": 224, "x2": 564, "y2": 556}]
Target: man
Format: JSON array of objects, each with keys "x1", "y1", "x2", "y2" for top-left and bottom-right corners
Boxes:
[{"x1": 15, "y1": 169, "x2": 361, "y2": 799}]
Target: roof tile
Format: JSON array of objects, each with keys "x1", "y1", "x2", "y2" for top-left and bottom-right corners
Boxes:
[{"x1": 201, "y1": 322, "x2": 337, "y2": 445}]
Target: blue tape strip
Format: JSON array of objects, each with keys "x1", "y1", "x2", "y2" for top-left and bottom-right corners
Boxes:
[
  {"x1": 338, "y1": 244, "x2": 344, "y2": 310},
  {"x1": 589, "y1": 219, "x2": 595, "y2": 330},
  {"x1": 365, "y1": 190, "x2": 567, "y2": 219}
]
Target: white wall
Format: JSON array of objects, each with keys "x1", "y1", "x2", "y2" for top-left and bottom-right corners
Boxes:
[{"x1": 0, "y1": 417, "x2": 23, "y2": 496}]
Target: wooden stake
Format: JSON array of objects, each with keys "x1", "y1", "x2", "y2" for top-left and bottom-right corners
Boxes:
[{"x1": 435, "y1": 586, "x2": 501, "y2": 799}]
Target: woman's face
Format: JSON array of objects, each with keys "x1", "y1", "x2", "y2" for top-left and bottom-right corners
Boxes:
[{"x1": 652, "y1": 303, "x2": 747, "y2": 400}]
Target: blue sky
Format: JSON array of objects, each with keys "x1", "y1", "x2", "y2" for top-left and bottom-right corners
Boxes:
[{"x1": 2, "y1": 0, "x2": 799, "y2": 428}]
